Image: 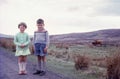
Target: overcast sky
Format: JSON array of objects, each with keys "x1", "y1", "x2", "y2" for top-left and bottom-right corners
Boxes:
[{"x1": 0, "y1": 0, "x2": 120, "y2": 35}]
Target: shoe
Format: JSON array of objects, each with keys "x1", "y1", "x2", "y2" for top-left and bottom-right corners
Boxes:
[
  {"x1": 18, "y1": 71, "x2": 24, "y2": 75},
  {"x1": 39, "y1": 71, "x2": 46, "y2": 76},
  {"x1": 22, "y1": 70, "x2": 27, "y2": 75},
  {"x1": 18, "y1": 71, "x2": 23, "y2": 75},
  {"x1": 19, "y1": 71, "x2": 27, "y2": 75},
  {"x1": 33, "y1": 70, "x2": 41, "y2": 75}
]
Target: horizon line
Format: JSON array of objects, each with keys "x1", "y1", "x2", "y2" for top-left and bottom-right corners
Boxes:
[{"x1": 0, "y1": 28, "x2": 120, "y2": 36}]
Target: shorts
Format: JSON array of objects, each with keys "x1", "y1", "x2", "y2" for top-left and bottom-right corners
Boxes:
[{"x1": 34, "y1": 43, "x2": 47, "y2": 56}]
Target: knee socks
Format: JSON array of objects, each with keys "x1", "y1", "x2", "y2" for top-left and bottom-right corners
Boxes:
[
  {"x1": 37, "y1": 61, "x2": 46, "y2": 71},
  {"x1": 18, "y1": 62, "x2": 27, "y2": 72}
]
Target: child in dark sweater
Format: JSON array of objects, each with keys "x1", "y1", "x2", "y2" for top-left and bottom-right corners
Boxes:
[{"x1": 33, "y1": 19, "x2": 49, "y2": 76}]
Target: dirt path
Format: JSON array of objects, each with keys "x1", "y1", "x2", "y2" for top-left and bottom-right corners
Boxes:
[{"x1": 0, "y1": 48, "x2": 70, "y2": 79}]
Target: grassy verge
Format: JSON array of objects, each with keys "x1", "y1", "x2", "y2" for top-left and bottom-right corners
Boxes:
[
  {"x1": 46, "y1": 55, "x2": 106, "y2": 79},
  {"x1": 1, "y1": 44, "x2": 120, "y2": 79}
]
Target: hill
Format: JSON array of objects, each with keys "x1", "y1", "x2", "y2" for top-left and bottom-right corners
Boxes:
[
  {"x1": 1, "y1": 29, "x2": 120, "y2": 45},
  {"x1": 0, "y1": 34, "x2": 13, "y2": 38},
  {"x1": 50, "y1": 29, "x2": 120, "y2": 45}
]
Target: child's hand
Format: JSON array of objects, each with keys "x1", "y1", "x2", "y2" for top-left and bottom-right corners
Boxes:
[
  {"x1": 20, "y1": 44, "x2": 25, "y2": 48},
  {"x1": 44, "y1": 47, "x2": 48, "y2": 53},
  {"x1": 30, "y1": 45, "x2": 35, "y2": 55}
]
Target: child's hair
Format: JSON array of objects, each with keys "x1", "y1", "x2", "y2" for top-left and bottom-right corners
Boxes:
[
  {"x1": 18, "y1": 22, "x2": 27, "y2": 28},
  {"x1": 37, "y1": 18, "x2": 44, "y2": 24}
]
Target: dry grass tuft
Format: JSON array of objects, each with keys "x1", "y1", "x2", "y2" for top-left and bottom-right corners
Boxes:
[
  {"x1": 106, "y1": 52, "x2": 120, "y2": 79},
  {"x1": 0, "y1": 38, "x2": 16, "y2": 52},
  {"x1": 73, "y1": 54, "x2": 90, "y2": 70}
]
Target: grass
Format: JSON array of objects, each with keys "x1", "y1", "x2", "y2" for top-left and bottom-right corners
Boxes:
[
  {"x1": 1, "y1": 38, "x2": 120, "y2": 79},
  {"x1": 46, "y1": 44, "x2": 120, "y2": 79},
  {"x1": 46, "y1": 56, "x2": 106, "y2": 79}
]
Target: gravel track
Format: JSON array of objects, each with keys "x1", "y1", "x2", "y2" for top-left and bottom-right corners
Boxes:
[{"x1": 0, "y1": 48, "x2": 70, "y2": 79}]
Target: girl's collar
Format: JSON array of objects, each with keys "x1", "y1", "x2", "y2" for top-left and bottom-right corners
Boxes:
[{"x1": 19, "y1": 32, "x2": 25, "y2": 34}]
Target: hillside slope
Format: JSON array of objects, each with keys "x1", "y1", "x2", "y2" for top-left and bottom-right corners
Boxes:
[{"x1": 50, "y1": 29, "x2": 120, "y2": 44}]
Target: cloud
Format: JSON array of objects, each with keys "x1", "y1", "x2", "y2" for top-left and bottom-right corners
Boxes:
[
  {"x1": 0, "y1": 0, "x2": 120, "y2": 35},
  {"x1": 95, "y1": 0, "x2": 120, "y2": 16},
  {"x1": 109, "y1": 0, "x2": 120, "y2": 3},
  {"x1": 0, "y1": 0, "x2": 7, "y2": 5}
]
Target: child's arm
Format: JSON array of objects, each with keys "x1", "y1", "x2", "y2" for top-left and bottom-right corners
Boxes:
[
  {"x1": 44, "y1": 31, "x2": 49, "y2": 53},
  {"x1": 23, "y1": 34, "x2": 30, "y2": 46},
  {"x1": 32, "y1": 32, "x2": 36, "y2": 44},
  {"x1": 45, "y1": 31, "x2": 50, "y2": 47},
  {"x1": 14, "y1": 35, "x2": 21, "y2": 46}
]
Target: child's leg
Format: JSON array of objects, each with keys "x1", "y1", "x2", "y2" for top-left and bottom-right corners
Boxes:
[
  {"x1": 41, "y1": 56, "x2": 46, "y2": 72},
  {"x1": 37, "y1": 56, "x2": 42, "y2": 71},
  {"x1": 33, "y1": 56, "x2": 42, "y2": 75},
  {"x1": 18, "y1": 56, "x2": 23, "y2": 73},
  {"x1": 22, "y1": 56, "x2": 27, "y2": 73},
  {"x1": 18, "y1": 56, "x2": 27, "y2": 74},
  {"x1": 38, "y1": 56, "x2": 46, "y2": 76}
]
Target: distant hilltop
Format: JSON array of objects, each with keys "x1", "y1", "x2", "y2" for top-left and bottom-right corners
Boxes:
[
  {"x1": 50, "y1": 29, "x2": 120, "y2": 45},
  {"x1": 0, "y1": 33, "x2": 13, "y2": 38},
  {"x1": 1, "y1": 29, "x2": 120, "y2": 45}
]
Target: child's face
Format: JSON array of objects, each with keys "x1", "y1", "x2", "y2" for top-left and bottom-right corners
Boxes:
[
  {"x1": 37, "y1": 23, "x2": 44, "y2": 29},
  {"x1": 19, "y1": 25, "x2": 26, "y2": 32}
]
